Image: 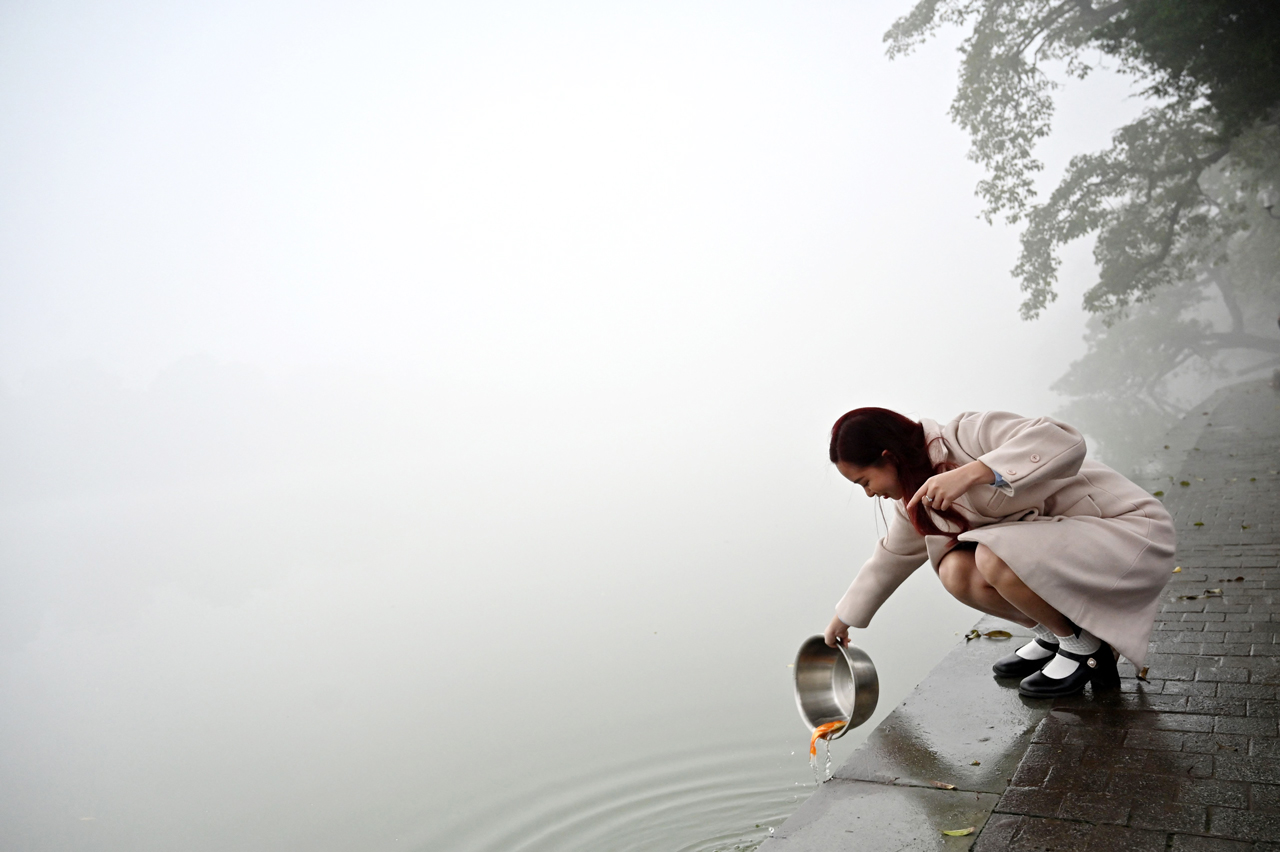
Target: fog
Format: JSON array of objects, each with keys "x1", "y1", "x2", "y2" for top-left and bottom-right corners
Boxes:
[{"x1": 1, "y1": 1, "x2": 1149, "y2": 850}]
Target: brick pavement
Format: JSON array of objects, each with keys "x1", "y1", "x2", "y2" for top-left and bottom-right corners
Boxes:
[{"x1": 974, "y1": 381, "x2": 1280, "y2": 851}]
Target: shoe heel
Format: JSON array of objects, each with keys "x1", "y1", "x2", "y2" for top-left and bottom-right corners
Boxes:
[{"x1": 1089, "y1": 644, "x2": 1121, "y2": 691}]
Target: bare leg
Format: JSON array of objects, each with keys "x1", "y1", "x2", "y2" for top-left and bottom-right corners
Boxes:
[
  {"x1": 971, "y1": 544, "x2": 1073, "y2": 637},
  {"x1": 936, "y1": 548, "x2": 1036, "y2": 628}
]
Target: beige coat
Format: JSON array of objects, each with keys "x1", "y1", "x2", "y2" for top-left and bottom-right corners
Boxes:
[{"x1": 834, "y1": 411, "x2": 1176, "y2": 670}]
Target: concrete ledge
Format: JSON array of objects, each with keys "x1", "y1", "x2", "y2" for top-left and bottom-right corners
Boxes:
[
  {"x1": 763, "y1": 780, "x2": 1001, "y2": 850},
  {"x1": 761, "y1": 617, "x2": 1049, "y2": 850}
]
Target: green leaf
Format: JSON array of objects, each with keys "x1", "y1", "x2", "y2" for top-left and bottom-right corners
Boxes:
[
  {"x1": 983, "y1": 630, "x2": 1013, "y2": 639},
  {"x1": 1193, "y1": 522, "x2": 1204, "y2": 526},
  {"x1": 1153, "y1": 490, "x2": 1164, "y2": 496},
  {"x1": 1180, "y1": 481, "x2": 1191, "y2": 487},
  {"x1": 942, "y1": 827, "x2": 975, "y2": 837}
]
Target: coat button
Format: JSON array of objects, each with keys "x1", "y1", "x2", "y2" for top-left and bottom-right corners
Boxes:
[
  {"x1": 1030, "y1": 454, "x2": 1041, "y2": 462},
  {"x1": 1006, "y1": 468, "x2": 1017, "y2": 476}
]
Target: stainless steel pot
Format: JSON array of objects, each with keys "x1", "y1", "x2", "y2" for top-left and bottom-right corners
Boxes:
[{"x1": 793, "y1": 635, "x2": 879, "y2": 739}]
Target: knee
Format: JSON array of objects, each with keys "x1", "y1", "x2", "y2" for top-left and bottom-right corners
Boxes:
[
  {"x1": 975, "y1": 544, "x2": 1015, "y2": 587},
  {"x1": 938, "y1": 555, "x2": 980, "y2": 600},
  {"x1": 937, "y1": 561, "x2": 964, "y2": 598}
]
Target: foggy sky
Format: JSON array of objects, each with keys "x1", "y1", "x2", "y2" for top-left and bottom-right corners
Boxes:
[{"x1": 0, "y1": 2, "x2": 1153, "y2": 850}]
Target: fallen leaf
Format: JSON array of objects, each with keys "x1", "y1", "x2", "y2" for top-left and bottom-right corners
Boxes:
[
  {"x1": 1195, "y1": 476, "x2": 1205, "y2": 481},
  {"x1": 942, "y1": 827, "x2": 975, "y2": 837},
  {"x1": 983, "y1": 630, "x2": 1013, "y2": 639},
  {"x1": 1237, "y1": 576, "x2": 1245, "y2": 582},
  {"x1": 1242, "y1": 524, "x2": 1252, "y2": 530},
  {"x1": 1194, "y1": 522, "x2": 1205, "y2": 527},
  {"x1": 1164, "y1": 444, "x2": 1170, "y2": 449},
  {"x1": 1153, "y1": 490, "x2": 1165, "y2": 497},
  {"x1": 1173, "y1": 566, "x2": 1182, "y2": 573},
  {"x1": 965, "y1": 629, "x2": 980, "y2": 642},
  {"x1": 1205, "y1": 589, "x2": 1223, "y2": 596},
  {"x1": 1178, "y1": 595, "x2": 1200, "y2": 600},
  {"x1": 970, "y1": 760, "x2": 981, "y2": 765},
  {"x1": 930, "y1": 780, "x2": 957, "y2": 790},
  {"x1": 1180, "y1": 481, "x2": 1191, "y2": 487}
]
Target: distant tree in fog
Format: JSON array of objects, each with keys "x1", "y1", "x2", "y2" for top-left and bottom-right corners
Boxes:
[{"x1": 886, "y1": 0, "x2": 1280, "y2": 470}]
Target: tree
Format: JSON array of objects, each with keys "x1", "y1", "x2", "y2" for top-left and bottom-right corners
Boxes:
[{"x1": 886, "y1": 0, "x2": 1280, "y2": 470}]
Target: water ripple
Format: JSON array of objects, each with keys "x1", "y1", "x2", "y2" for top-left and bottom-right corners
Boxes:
[{"x1": 434, "y1": 739, "x2": 814, "y2": 852}]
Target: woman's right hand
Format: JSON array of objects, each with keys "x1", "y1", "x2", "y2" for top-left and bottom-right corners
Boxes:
[{"x1": 824, "y1": 615, "x2": 850, "y2": 647}]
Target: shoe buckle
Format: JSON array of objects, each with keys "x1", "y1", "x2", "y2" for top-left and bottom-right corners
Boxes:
[{"x1": 1087, "y1": 658, "x2": 1097, "y2": 668}]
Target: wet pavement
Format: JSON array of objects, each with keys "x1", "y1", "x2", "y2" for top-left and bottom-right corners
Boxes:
[
  {"x1": 833, "y1": 618, "x2": 1043, "y2": 796},
  {"x1": 762, "y1": 619, "x2": 1049, "y2": 850},
  {"x1": 762, "y1": 380, "x2": 1280, "y2": 851}
]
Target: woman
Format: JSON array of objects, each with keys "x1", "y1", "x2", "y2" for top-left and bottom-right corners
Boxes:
[{"x1": 822, "y1": 407, "x2": 1175, "y2": 698}]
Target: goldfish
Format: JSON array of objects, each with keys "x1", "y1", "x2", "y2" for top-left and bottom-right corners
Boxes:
[{"x1": 808, "y1": 720, "x2": 847, "y2": 759}]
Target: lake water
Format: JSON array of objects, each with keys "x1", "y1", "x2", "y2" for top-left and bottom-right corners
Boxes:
[
  {"x1": 0, "y1": 365, "x2": 982, "y2": 851},
  {"x1": 0, "y1": 0, "x2": 1120, "y2": 845}
]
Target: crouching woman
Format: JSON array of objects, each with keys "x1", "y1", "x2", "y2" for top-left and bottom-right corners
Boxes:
[{"x1": 823, "y1": 407, "x2": 1175, "y2": 698}]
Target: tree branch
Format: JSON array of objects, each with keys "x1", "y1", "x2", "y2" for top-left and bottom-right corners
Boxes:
[
  {"x1": 1236, "y1": 355, "x2": 1280, "y2": 377},
  {"x1": 1013, "y1": 2, "x2": 1077, "y2": 57},
  {"x1": 1200, "y1": 331, "x2": 1280, "y2": 355},
  {"x1": 1074, "y1": 0, "x2": 1131, "y2": 27}
]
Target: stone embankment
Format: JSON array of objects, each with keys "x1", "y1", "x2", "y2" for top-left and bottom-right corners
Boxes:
[{"x1": 761, "y1": 379, "x2": 1280, "y2": 851}]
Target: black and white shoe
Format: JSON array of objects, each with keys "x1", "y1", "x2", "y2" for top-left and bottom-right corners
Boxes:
[
  {"x1": 1018, "y1": 641, "x2": 1120, "y2": 698},
  {"x1": 992, "y1": 637, "x2": 1059, "y2": 678}
]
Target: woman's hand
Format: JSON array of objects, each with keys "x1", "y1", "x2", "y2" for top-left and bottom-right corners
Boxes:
[
  {"x1": 824, "y1": 615, "x2": 850, "y2": 647},
  {"x1": 906, "y1": 461, "x2": 995, "y2": 513}
]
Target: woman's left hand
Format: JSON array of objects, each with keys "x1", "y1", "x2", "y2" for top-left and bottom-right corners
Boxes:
[
  {"x1": 824, "y1": 615, "x2": 850, "y2": 648},
  {"x1": 906, "y1": 461, "x2": 994, "y2": 513}
]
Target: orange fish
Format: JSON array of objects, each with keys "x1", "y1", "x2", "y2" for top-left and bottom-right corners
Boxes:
[{"x1": 809, "y1": 720, "x2": 847, "y2": 758}]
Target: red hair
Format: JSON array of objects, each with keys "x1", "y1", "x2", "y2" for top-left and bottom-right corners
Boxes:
[{"x1": 829, "y1": 407, "x2": 969, "y2": 537}]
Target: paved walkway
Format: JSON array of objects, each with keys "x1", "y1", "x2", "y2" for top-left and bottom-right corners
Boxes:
[
  {"x1": 978, "y1": 381, "x2": 1280, "y2": 851},
  {"x1": 761, "y1": 380, "x2": 1280, "y2": 851}
]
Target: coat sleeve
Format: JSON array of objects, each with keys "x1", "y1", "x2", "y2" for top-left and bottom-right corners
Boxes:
[
  {"x1": 834, "y1": 500, "x2": 928, "y2": 627},
  {"x1": 956, "y1": 410, "x2": 1087, "y2": 496}
]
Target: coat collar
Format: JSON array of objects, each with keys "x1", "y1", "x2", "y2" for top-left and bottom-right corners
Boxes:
[{"x1": 919, "y1": 417, "x2": 950, "y2": 467}]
